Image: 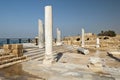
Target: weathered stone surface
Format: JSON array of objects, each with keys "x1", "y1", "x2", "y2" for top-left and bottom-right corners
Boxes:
[
  {"x1": 3, "y1": 44, "x2": 12, "y2": 49},
  {"x1": 87, "y1": 63, "x2": 103, "y2": 72},
  {"x1": 96, "y1": 38, "x2": 100, "y2": 48},
  {"x1": 3, "y1": 49, "x2": 11, "y2": 54},
  {"x1": 3, "y1": 44, "x2": 12, "y2": 53},
  {"x1": 11, "y1": 44, "x2": 23, "y2": 57},
  {"x1": 43, "y1": 5, "x2": 53, "y2": 65},
  {"x1": 11, "y1": 44, "x2": 23, "y2": 49},
  {"x1": 11, "y1": 49, "x2": 23, "y2": 57},
  {"x1": 56, "y1": 28, "x2": 62, "y2": 46},
  {"x1": 88, "y1": 57, "x2": 103, "y2": 72},
  {"x1": 77, "y1": 47, "x2": 89, "y2": 55},
  {"x1": 22, "y1": 43, "x2": 37, "y2": 48},
  {"x1": 81, "y1": 28, "x2": 85, "y2": 47},
  {"x1": 89, "y1": 57, "x2": 101, "y2": 64},
  {"x1": 38, "y1": 19, "x2": 44, "y2": 48}
]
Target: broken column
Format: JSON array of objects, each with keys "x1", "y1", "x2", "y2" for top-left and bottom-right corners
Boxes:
[
  {"x1": 56, "y1": 28, "x2": 62, "y2": 45},
  {"x1": 77, "y1": 47, "x2": 89, "y2": 55},
  {"x1": 43, "y1": 5, "x2": 53, "y2": 65},
  {"x1": 81, "y1": 28, "x2": 85, "y2": 47},
  {"x1": 38, "y1": 19, "x2": 44, "y2": 48},
  {"x1": 96, "y1": 38, "x2": 100, "y2": 48}
]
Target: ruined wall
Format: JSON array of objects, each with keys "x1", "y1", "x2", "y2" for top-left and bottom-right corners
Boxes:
[{"x1": 63, "y1": 34, "x2": 120, "y2": 49}]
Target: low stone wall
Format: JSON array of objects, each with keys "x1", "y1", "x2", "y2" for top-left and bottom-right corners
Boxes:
[
  {"x1": 63, "y1": 35, "x2": 120, "y2": 50},
  {"x1": 3, "y1": 44, "x2": 23, "y2": 57}
]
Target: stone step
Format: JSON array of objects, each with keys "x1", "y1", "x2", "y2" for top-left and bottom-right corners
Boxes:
[
  {"x1": 25, "y1": 50, "x2": 44, "y2": 57},
  {"x1": 28, "y1": 54, "x2": 44, "y2": 61},
  {"x1": 24, "y1": 48, "x2": 44, "y2": 54},
  {"x1": 0, "y1": 48, "x2": 45, "y2": 69},
  {"x1": 0, "y1": 53, "x2": 9, "y2": 56},
  {"x1": 0, "y1": 56, "x2": 26, "y2": 65},
  {"x1": 26, "y1": 53, "x2": 44, "y2": 61},
  {"x1": 0, "y1": 54, "x2": 16, "y2": 61},
  {"x1": 33, "y1": 56, "x2": 44, "y2": 61},
  {"x1": 24, "y1": 48, "x2": 44, "y2": 52},
  {"x1": 0, "y1": 57, "x2": 26, "y2": 68}
]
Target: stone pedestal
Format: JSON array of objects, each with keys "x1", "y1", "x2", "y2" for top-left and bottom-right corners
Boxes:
[
  {"x1": 38, "y1": 19, "x2": 44, "y2": 48},
  {"x1": 43, "y1": 5, "x2": 53, "y2": 65}
]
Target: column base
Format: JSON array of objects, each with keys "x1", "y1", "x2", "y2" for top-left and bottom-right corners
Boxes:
[
  {"x1": 43, "y1": 54, "x2": 53, "y2": 66},
  {"x1": 38, "y1": 45, "x2": 44, "y2": 48},
  {"x1": 56, "y1": 42, "x2": 62, "y2": 46},
  {"x1": 96, "y1": 45, "x2": 100, "y2": 48}
]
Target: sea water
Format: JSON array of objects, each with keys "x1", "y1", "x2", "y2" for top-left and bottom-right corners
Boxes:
[{"x1": 0, "y1": 38, "x2": 33, "y2": 46}]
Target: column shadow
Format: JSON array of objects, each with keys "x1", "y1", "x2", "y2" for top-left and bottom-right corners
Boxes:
[
  {"x1": 54, "y1": 52, "x2": 63, "y2": 62},
  {"x1": 107, "y1": 52, "x2": 120, "y2": 62}
]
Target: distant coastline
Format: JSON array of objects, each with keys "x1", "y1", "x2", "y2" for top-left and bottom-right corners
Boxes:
[{"x1": 0, "y1": 38, "x2": 34, "y2": 46}]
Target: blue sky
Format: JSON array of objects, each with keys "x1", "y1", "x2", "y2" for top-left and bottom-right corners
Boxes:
[{"x1": 0, "y1": 0, "x2": 120, "y2": 38}]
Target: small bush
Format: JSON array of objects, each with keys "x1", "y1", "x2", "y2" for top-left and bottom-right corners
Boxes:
[{"x1": 98, "y1": 30, "x2": 116, "y2": 37}]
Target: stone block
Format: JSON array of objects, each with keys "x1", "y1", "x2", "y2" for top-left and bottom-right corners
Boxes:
[
  {"x1": 89, "y1": 57, "x2": 101, "y2": 64},
  {"x1": 88, "y1": 57, "x2": 103, "y2": 72},
  {"x1": 11, "y1": 44, "x2": 23, "y2": 49},
  {"x1": 77, "y1": 47, "x2": 89, "y2": 55},
  {"x1": 88, "y1": 63, "x2": 103, "y2": 72},
  {"x1": 93, "y1": 63, "x2": 103, "y2": 67},
  {"x1": 3, "y1": 44, "x2": 12, "y2": 54},
  {"x1": 3, "y1": 44, "x2": 12, "y2": 49},
  {"x1": 12, "y1": 49, "x2": 23, "y2": 57},
  {"x1": 4, "y1": 49, "x2": 11, "y2": 54}
]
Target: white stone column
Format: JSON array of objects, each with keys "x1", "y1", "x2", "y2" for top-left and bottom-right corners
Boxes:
[
  {"x1": 38, "y1": 19, "x2": 44, "y2": 48},
  {"x1": 56, "y1": 28, "x2": 62, "y2": 45},
  {"x1": 43, "y1": 5, "x2": 53, "y2": 65},
  {"x1": 96, "y1": 38, "x2": 100, "y2": 48},
  {"x1": 81, "y1": 28, "x2": 85, "y2": 47}
]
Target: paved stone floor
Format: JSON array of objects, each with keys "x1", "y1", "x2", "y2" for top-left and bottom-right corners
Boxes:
[
  {"x1": 22, "y1": 45, "x2": 120, "y2": 80},
  {"x1": 0, "y1": 45, "x2": 120, "y2": 80}
]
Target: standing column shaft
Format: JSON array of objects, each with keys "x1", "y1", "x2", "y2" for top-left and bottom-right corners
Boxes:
[
  {"x1": 57, "y1": 28, "x2": 61, "y2": 42},
  {"x1": 58, "y1": 30, "x2": 61, "y2": 42},
  {"x1": 56, "y1": 28, "x2": 62, "y2": 45},
  {"x1": 45, "y1": 6, "x2": 52, "y2": 55},
  {"x1": 38, "y1": 19, "x2": 44, "y2": 48},
  {"x1": 43, "y1": 5, "x2": 53, "y2": 65},
  {"x1": 96, "y1": 38, "x2": 100, "y2": 48},
  {"x1": 81, "y1": 28, "x2": 85, "y2": 47}
]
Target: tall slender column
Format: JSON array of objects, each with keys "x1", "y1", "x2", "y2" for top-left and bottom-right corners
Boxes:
[
  {"x1": 81, "y1": 28, "x2": 85, "y2": 47},
  {"x1": 38, "y1": 19, "x2": 44, "y2": 48},
  {"x1": 96, "y1": 38, "x2": 100, "y2": 48},
  {"x1": 43, "y1": 5, "x2": 53, "y2": 65},
  {"x1": 56, "y1": 28, "x2": 62, "y2": 45}
]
